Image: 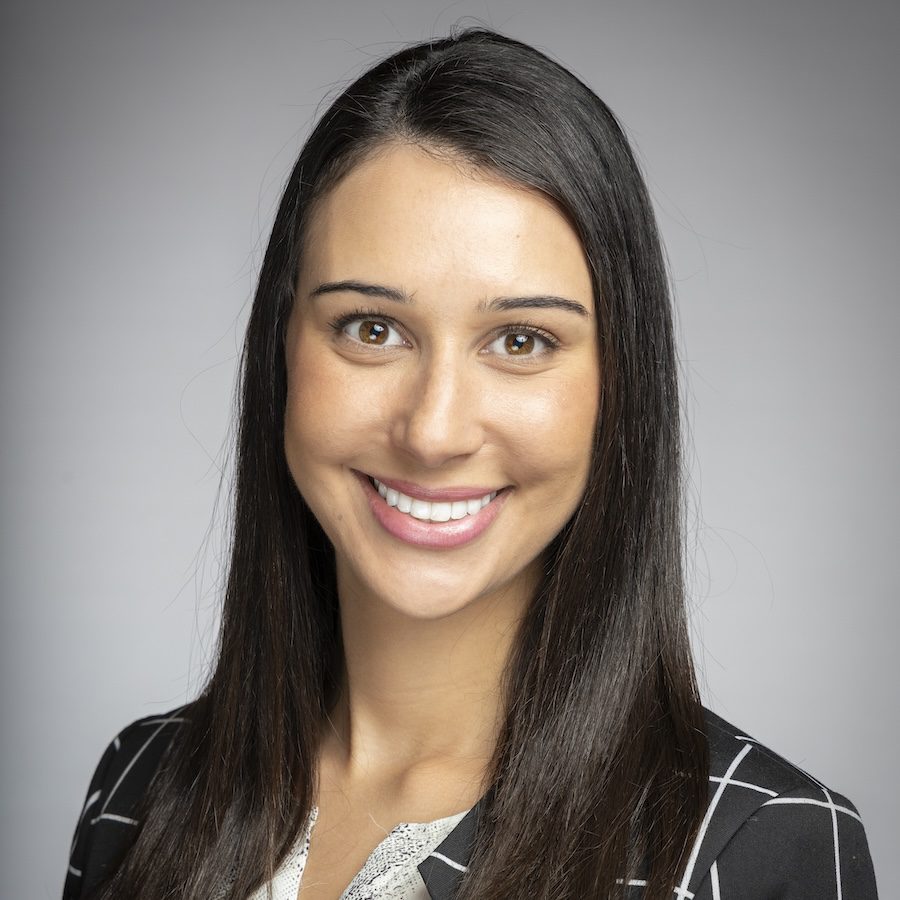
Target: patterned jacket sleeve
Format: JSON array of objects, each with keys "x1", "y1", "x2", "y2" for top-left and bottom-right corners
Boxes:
[
  {"x1": 62, "y1": 710, "x2": 187, "y2": 900},
  {"x1": 63, "y1": 734, "x2": 122, "y2": 899},
  {"x1": 692, "y1": 785, "x2": 878, "y2": 898}
]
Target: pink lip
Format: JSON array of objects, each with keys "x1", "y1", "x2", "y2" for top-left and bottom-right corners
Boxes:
[
  {"x1": 360, "y1": 472, "x2": 501, "y2": 502},
  {"x1": 354, "y1": 471, "x2": 509, "y2": 549}
]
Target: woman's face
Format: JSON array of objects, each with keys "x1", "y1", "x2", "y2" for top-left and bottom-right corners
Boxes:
[{"x1": 284, "y1": 142, "x2": 599, "y2": 619}]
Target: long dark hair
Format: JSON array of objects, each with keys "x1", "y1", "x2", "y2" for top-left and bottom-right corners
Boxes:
[{"x1": 98, "y1": 27, "x2": 708, "y2": 899}]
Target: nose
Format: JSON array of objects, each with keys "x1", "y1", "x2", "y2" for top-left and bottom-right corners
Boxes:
[{"x1": 391, "y1": 353, "x2": 485, "y2": 468}]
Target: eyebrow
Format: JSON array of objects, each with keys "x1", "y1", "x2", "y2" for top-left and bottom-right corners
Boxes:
[{"x1": 309, "y1": 279, "x2": 590, "y2": 317}]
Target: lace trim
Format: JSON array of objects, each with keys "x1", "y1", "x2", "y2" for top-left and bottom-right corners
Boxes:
[{"x1": 244, "y1": 805, "x2": 469, "y2": 900}]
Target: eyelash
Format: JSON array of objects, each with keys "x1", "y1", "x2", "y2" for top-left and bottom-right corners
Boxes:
[{"x1": 326, "y1": 308, "x2": 562, "y2": 357}]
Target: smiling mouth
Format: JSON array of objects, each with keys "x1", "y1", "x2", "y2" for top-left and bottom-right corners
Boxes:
[{"x1": 369, "y1": 477, "x2": 498, "y2": 523}]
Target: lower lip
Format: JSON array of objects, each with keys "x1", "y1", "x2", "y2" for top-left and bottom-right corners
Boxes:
[{"x1": 355, "y1": 472, "x2": 508, "y2": 549}]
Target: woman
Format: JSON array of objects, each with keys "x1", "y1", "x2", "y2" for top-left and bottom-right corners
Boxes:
[{"x1": 63, "y1": 28, "x2": 877, "y2": 900}]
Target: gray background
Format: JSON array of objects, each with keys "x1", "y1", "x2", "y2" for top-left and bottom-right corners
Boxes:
[{"x1": 2, "y1": 1, "x2": 897, "y2": 897}]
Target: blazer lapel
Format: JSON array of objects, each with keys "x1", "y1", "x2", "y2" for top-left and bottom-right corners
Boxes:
[{"x1": 417, "y1": 790, "x2": 491, "y2": 899}]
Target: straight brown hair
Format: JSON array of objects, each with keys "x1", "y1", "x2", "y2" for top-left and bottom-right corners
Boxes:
[{"x1": 96, "y1": 27, "x2": 708, "y2": 899}]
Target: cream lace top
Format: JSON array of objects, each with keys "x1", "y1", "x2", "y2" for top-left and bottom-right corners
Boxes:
[{"x1": 246, "y1": 804, "x2": 470, "y2": 900}]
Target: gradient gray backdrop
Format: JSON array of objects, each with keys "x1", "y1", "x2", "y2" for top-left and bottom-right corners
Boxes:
[{"x1": 2, "y1": 1, "x2": 897, "y2": 897}]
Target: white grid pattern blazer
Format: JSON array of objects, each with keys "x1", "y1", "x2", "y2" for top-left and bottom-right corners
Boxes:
[{"x1": 64, "y1": 708, "x2": 878, "y2": 898}]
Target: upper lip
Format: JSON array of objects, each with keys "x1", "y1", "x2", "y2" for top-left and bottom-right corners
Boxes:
[{"x1": 359, "y1": 471, "x2": 504, "y2": 502}]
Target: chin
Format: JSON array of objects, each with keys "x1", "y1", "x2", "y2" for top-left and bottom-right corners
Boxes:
[{"x1": 349, "y1": 567, "x2": 493, "y2": 621}]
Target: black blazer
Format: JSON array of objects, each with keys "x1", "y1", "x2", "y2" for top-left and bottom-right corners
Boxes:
[{"x1": 64, "y1": 707, "x2": 878, "y2": 899}]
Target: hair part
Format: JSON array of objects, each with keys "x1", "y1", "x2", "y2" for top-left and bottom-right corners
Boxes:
[{"x1": 97, "y1": 27, "x2": 707, "y2": 900}]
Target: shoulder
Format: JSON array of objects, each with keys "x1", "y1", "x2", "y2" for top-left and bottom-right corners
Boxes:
[
  {"x1": 63, "y1": 706, "x2": 190, "y2": 899},
  {"x1": 679, "y1": 708, "x2": 878, "y2": 898}
]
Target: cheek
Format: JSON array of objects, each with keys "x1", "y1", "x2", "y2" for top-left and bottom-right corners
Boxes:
[
  {"x1": 495, "y1": 370, "x2": 599, "y2": 492},
  {"x1": 283, "y1": 340, "x2": 390, "y2": 470}
]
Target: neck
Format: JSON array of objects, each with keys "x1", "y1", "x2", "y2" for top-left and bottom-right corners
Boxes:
[{"x1": 324, "y1": 565, "x2": 535, "y2": 788}]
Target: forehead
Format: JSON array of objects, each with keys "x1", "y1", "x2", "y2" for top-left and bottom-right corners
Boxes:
[{"x1": 299, "y1": 142, "x2": 593, "y2": 305}]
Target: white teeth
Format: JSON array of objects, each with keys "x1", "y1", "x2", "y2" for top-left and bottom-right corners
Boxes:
[
  {"x1": 430, "y1": 501, "x2": 452, "y2": 522},
  {"x1": 450, "y1": 501, "x2": 468, "y2": 520},
  {"x1": 372, "y1": 479, "x2": 498, "y2": 523}
]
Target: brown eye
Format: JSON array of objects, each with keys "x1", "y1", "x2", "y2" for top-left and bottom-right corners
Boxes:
[
  {"x1": 504, "y1": 333, "x2": 535, "y2": 354},
  {"x1": 484, "y1": 328, "x2": 556, "y2": 362},
  {"x1": 358, "y1": 319, "x2": 388, "y2": 344},
  {"x1": 339, "y1": 316, "x2": 405, "y2": 348}
]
